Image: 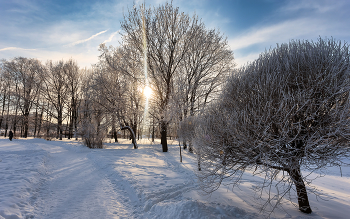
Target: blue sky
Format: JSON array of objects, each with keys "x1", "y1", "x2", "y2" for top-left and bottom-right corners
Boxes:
[{"x1": 1, "y1": 0, "x2": 350, "y2": 68}]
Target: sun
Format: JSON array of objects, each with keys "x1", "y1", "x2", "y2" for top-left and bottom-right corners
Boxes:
[{"x1": 144, "y1": 86, "x2": 152, "y2": 98}]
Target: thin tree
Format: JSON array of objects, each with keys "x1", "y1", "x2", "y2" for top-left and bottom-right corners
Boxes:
[
  {"x1": 176, "y1": 23, "x2": 234, "y2": 152},
  {"x1": 64, "y1": 59, "x2": 81, "y2": 140},
  {"x1": 42, "y1": 60, "x2": 69, "y2": 140}
]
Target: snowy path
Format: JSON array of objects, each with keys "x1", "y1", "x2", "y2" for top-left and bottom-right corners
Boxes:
[
  {"x1": 31, "y1": 141, "x2": 133, "y2": 218},
  {"x1": 1, "y1": 138, "x2": 350, "y2": 219}
]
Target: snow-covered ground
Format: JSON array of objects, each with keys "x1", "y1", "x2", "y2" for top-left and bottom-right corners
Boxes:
[{"x1": 0, "y1": 137, "x2": 349, "y2": 219}]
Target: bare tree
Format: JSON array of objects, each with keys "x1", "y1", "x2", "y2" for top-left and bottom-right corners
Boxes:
[
  {"x1": 193, "y1": 38, "x2": 350, "y2": 214},
  {"x1": 176, "y1": 23, "x2": 234, "y2": 152},
  {"x1": 121, "y1": 2, "x2": 198, "y2": 152},
  {"x1": 94, "y1": 45, "x2": 129, "y2": 142},
  {"x1": 0, "y1": 64, "x2": 11, "y2": 130},
  {"x1": 80, "y1": 70, "x2": 106, "y2": 148},
  {"x1": 42, "y1": 60, "x2": 69, "y2": 140},
  {"x1": 2, "y1": 57, "x2": 43, "y2": 138},
  {"x1": 64, "y1": 59, "x2": 82, "y2": 140}
]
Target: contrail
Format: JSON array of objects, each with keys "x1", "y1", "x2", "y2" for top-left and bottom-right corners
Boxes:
[
  {"x1": 68, "y1": 29, "x2": 108, "y2": 46},
  {"x1": 0, "y1": 47, "x2": 36, "y2": 51},
  {"x1": 103, "y1": 30, "x2": 120, "y2": 44}
]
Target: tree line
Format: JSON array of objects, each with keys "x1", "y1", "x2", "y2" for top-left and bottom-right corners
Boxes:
[{"x1": 0, "y1": 2, "x2": 234, "y2": 150}]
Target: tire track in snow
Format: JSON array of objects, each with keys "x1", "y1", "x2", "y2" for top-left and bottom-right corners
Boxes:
[
  {"x1": 86, "y1": 149, "x2": 143, "y2": 216},
  {"x1": 31, "y1": 141, "x2": 133, "y2": 219}
]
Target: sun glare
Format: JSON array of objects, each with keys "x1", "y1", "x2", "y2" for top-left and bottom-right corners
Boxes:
[{"x1": 144, "y1": 86, "x2": 152, "y2": 98}]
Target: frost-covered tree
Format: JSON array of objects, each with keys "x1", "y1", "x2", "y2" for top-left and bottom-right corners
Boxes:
[
  {"x1": 194, "y1": 38, "x2": 350, "y2": 214},
  {"x1": 97, "y1": 44, "x2": 144, "y2": 142},
  {"x1": 90, "y1": 55, "x2": 125, "y2": 143},
  {"x1": 176, "y1": 23, "x2": 234, "y2": 152},
  {"x1": 80, "y1": 69, "x2": 106, "y2": 148},
  {"x1": 0, "y1": 64, "x2": 11, "y2": 130},
  {"x1": 2, "y1": 57, "x2": 43, "y2": 138},
  {"x1": 64, "y1": 59, "x2": 82, "y2": 140},
  {"x1": 121, "y1": 2, "x2": 199, "y2": 152},
  {"x1": 42, "y1": 60, "x2": 69, "y2": 140}
]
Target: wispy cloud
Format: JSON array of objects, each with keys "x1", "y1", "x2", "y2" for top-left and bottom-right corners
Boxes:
[
  {"x1": 226, "y1": 0, "x2": 350, "y2": 68},
  {"x1": 103, "y1": 30, "x2": 120, "y2": 44},
  {"x1": 234, "y1": 52, "x2": 261, "y2": 68},
  {"x1": 228, "y1": 18, "x2": 325, "y2": 51},
  {"x1": 280, "y1": 0, "x2": 346, "y2": 13},
  {"x1": 0, "y1": 47, "x2": 36, "y2": 51},
  {"x1": 67, "y1": 29, "x2": 109, "y2": 47}
]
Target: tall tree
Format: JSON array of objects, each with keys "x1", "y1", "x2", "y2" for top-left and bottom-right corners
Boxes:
[
  {"x1": 95, "y1": 45, "x2": 130, "y2": 142},
  {"x1": 64, "y1": 59, "x2": 81, "y2": 140},
  {"x1": 42, "y1": 60, "x2": 68, "y2": 140},
  {"x1": 2, "y1": 57, "x2": 43, "y2": 138},
  {"x1": 176, "y1": 23, "x2": 234, "y2": 151},
  {"x1": 121, "y1": 2, "x2": 198, "y2": 152}
]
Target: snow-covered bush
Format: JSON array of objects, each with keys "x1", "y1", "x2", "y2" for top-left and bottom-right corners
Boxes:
[
  {"x1": 81, "y1": 119, "x2": 105, "y2": 149},
  {"x1": 178, "y1": 116, "x2": 196, "y2": 150},
  {"x1": 81, "y1": 76, "x2": 106, "y2": 149},
  {"x1": 194, "y1": 38, "x2": 350, "y2": 214}
]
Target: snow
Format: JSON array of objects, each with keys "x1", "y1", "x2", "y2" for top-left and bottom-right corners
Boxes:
[{"x1": 0, "y1": 137, "x2": 349, "y2": 219}]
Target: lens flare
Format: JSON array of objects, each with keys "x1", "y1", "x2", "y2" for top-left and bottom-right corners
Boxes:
[
  {"x1": 144, "y1": 86, "x2": 152, "y2": 98},
  {"x1": 142, "y1": 5, "x2": 151, "y2": 137}
]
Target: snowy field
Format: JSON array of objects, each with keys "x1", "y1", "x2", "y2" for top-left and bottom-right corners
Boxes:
[{"x1": 0, "y1": 137, "x2": 349, "y2": 219}]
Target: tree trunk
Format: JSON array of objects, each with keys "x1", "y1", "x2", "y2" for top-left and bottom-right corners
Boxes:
[
  {"x1": 23, "y1": 96, "x2": 31, "y2": 138},
  {"x1": 58, "y1": 107, "x2": 63, "y2": 140},
  {"x1": 161, "y1": 121, "x2": 168, "y2": 152},
  {"x1": 197, "y1": 149, "x2": 201, "y2": 171},
  {"x1": 5, "y1": 94, "x2": 10, "y2": 137},
  {"x1": 112, "y1": 114, "x2": 118, "y2": 142},
  {"x1": 13, "y1": 83, "x2": 19, "y2": 137},
  {"x1": 68, "y1": 108, "x2": 72, "y2": 139},
  {"x1": 113, "y1": 130, "x2": 118, "y2": 143},
  {"x1": 288, "y1": 168, "x2": 312, "y2": 214},
  {"x1": 45, "y1": 102, "x2": 50, "y2": 139},
  {"x1": 183, "y1": 140, "x2": 187, "y2": 149},
  {"x1": 37, "y1": 105, "x2": 44, "y2": 138},
  {"x1": 179, "y1": 140, "x2": 182, "y2": 162},
  {"x1": 21, "y1": 118, "x2": 24, "y2": 137},
  {"x1": 65, "y1": 121, "x2": 68, "y2": 138},
  {"x1": 152, "y1": 117, "x2": 155, "y2": 142},
  {"x1": 74, "y1": 108, "x2": 78, "y2": 140},
  {"x1": 189, "y1": 141, "x2": 193, "y2": 153},
  {"x1": 121, "y1": 126, "x2": 137, "y2": 149},
  {"x1": 23, "y1": 109, "x2": 29, "y2": 138},
  {"x1": 133, "y1": 118, "x2": 137, "y2": 142},
  {"x1": 0, "y1": 90, "x2": 6, "y2": 129},
  {"x1": 34, "y1": 104, "x2": 38, "y2": 137}
]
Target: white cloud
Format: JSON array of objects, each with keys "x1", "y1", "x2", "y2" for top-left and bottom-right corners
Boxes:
[
  {"x1": 228, "y1": 18, "x2": 326, "y2": 51},
  {"x1": 280, "y1": 0, "x2": 346, "y2": 13},
  {"x1": 67, "y1": 29, "x2": 109, "y2": 47},
  {"x1": 103, "y1": 30, "x2": 120, "y2": 44},
  {"x1": 228, "y1": 0, "x2": 350, "y2": 63},
  {"x1": 0, "y1": 47, "x2": 36, "y2": 52},
  {"x1": 234, "y1": 52, "x2": 261, "y2": 68}
]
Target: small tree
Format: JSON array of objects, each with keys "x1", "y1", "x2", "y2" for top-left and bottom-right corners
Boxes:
[
  {"x1": 81, "y1": 71, "x2": 106, "y2": 149},
  {"x1": 194, "y1": 38, "x2": 350, "y2": 214}
]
